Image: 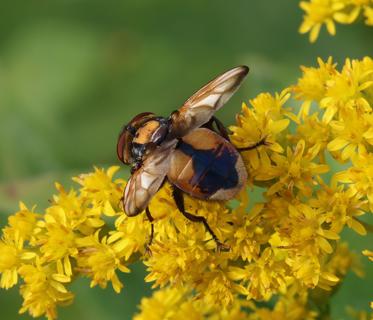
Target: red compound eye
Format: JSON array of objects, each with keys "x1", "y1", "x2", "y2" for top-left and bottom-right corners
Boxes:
[{"x1": 117, "y1": 112, "x2": 156, "y2": 164}]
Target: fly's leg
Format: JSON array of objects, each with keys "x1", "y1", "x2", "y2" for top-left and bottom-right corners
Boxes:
[
  {"x1": 145, "y1": 207, "x2": 155, "y2": 255},
  {"x1": 172, "y1": 186, "x2": 229, "y2": 252},
  {"x1": 203, "y1": 116, "x2": 231, "y2": 141},
  {"x1": 205, "y1": 117, "x2": 270, "y2": 151},
  {"x1": 211, "y1": 116, "x2": 230, "y2": 141},
  {"x1": 237, "y1": 136, "x2": 270, "y2": 151}
]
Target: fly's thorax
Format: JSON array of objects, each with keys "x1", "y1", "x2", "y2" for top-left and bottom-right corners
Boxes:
[
  {"x1": 133, "y1": 120, "x2": 164, "y2": 145},
  {"x1": 131, "y1": 117, "x2": 169, "y2": 162}
]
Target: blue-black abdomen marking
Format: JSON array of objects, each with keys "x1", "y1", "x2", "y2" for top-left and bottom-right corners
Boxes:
[
  {"x1": 178, "y1": 141, "x2": 239, "y2": 196},
  {"x1": 167, "y1": 128, "x2": 247, "y2": 200}
]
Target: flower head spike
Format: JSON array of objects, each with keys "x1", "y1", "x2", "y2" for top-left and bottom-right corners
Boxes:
[{"x1": 1, "y1": 58, "x2": 373, "y2": 319}]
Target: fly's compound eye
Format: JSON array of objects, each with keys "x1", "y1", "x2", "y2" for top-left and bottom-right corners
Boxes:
[
  {"x1": 117, "y1": 113, "x2": 157, "y2": 165},
  {"x1": 117, "y1": 127, "x2": 130, "y2": 164}
]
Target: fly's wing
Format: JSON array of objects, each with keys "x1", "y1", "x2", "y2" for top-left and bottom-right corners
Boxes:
[
  {"x1": 169, "y1": 66, "x2": 249, "y2": 138},
  {"x1": 123, "y1": 140, "x2": 178, "y2": 216}
]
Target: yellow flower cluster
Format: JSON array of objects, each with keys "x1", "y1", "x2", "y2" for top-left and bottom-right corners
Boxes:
[
  {"x1": 299, "y1": 0, "x2": 373, "y2": 42},
  {"x1": 0, "y1": 57, "x2": 372, "y2": 319},
  {"x1": 363, "y1": 249, "x2": 373, "y2": 309}
]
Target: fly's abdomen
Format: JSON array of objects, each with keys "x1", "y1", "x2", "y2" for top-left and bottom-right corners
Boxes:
[{"x1": 167, "y1": 128, "x2": 247, "y2": 200}]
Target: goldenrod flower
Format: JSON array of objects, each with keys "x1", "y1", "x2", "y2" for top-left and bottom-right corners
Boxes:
[
  {"x1": 327, "y1": 110, "x2": 373, "y2": 160},
  {"x1": 229, "y1": 90, "x2": 294, "y2": 182},
  {"x1": 326, "y1": 243, "x2": 364, "y2": 278},
  {"x1": 76, "y1": 231, "x2": 130, "y2": 293},
  {"x1": 291, "y1": 113, "x2": 331, "y2": 162},
  {"x1": 310, "y1": 181, "x2": 369, "y2": 234},
  {"x1": 266, "y1": 140, "x2": 329, "y2": 197},
  {"x1": 51, "y1": 183, "x2": 105, "y2": 235},
  {"x1": 134, "y1": 287, "x2": 196, "y2": 320},
  {"x1": 72, "y1": 166, "x2": 125, "y2": 215},
  {"x1": 134, "y1": 286, "x2": 250, "y2": 320},
  {"x1": 299, "y1": 0, "x2": 373, "y2": 42},
  {"x1": 333, "y1": 154, "x2": 373, "y2": 212},
  {"x1": 247, "y1": 284, "x2": 318, "y2": 320},
  {"x1": 229, "y1": 200, "x2": 268, "y2": 262},
  {"x1": 6, "y1": 202, "x2": 39, "y2": 241},
  {"x1": 299, "y1": 0, "x2": 343, "y2": 42},
  {"x1": 334, "y1": 0, "x2": 373, "y2": 24},
  {"x1": 228, "y1": 247, "x2": 288, "y2": 300},
  {"x1": 18, "y1": 259, "x2": 73, "y2": 320},
  {"x1": 292, "y1": 57, "x2": 337, "y2": 118},
  {"x1": 37, "y1": 207, "x2": 78, "y2": 275},
  {"x1": 320, "y1": 58, "x2": 373, "y2": 123},
  {"x1": 0, "y1": 230, "x2": 24, "y2": 289}
]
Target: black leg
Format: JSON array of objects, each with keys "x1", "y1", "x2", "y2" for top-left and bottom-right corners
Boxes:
[
  {"x1": 145, "y1": 207, "x2": 154, "y2": 254},
  {"x1": 203, "y1": 116, "x2": 231, "y2": 141},
  {"x1": 237, "y1": 136, "x2": 270, "y2": 151},
  {"x1": 211, "y1": 116, "x2": 230, "y2": 141},
  {"x1": 172, "y1": 186, "x2": 229, "y2": 251},
  {"x1": 205, "y1": 117, "x2": 269, "y2": 152}
]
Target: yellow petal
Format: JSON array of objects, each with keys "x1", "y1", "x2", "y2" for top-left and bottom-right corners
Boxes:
[
  {"x1": 310, "y1": 24, "x2": 321, "y2": 43},
  {"x1": 347, "y1": 218, "x2": 367, "y2": 235},
  {"x1": 318, "y1": 237, "x2": 333, "y2": 254},
  {"x1": 326, "y1": 19, "x2": 336, "y2": 35},
  {"x1": 21, "y1": 252, "x2": 37, "y2": 260},
  {"x1": 107, "y1": 166, "x2": 120, "y2": 179},
  {"x1": 322, "y1": 105, "x2": 337, "y2": 123},
  {"x1": 341, "y1": 144, "x2": 356, "y2": 161},
  {"x1": 327, "y1": 138, "x2": 349, "y2": 151},
  {"x1": 52, "y1": 273, "x2": 71, "y2": 283},
  {"x1": 269, "y1": 142, "x2": 284, "y2": 154},
  {"x1": 318, "y1": 229, "x2": 340, "y2": 240},
  {"x1": 227, "y1": 267, "x2": 247, "y2": 281},
  {"x1": 108, "y1": 232, "x2": 124, "y2": 244},
  {"x1": 272, "y1": 119, "x2": 290, "y2": 134},
  {"x1": 363, "y1": 127, "x2": 373, "y2": 139},
  {"x1": 50, "y1": 280, "x2": 68, "y2": 293},
  {"x1": 104, "y1": 201, "x2": 116, "y2": 217},
  {"x1": 64, "y1": 256, "x2": 72, "y2": 276},
  {"x1": 299, "y1": 21, "x2": 312, "y2": 34},
  {"x1": 321, "y1": 271, "x2": 339, "y2": 283},
  {"x1": 232, "y1": 283, "x2": 249, "y2": 295}
]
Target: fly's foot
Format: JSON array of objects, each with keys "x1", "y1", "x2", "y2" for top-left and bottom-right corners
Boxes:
[
  {"x1": 238, "y1": 135, "x2": 271, "y2": 152},
  {"x1": 144, "y1": 245, "x2": 153, "y2": 257},
  {"x1": 216, "y1": 241, "x2": 230, "y2": 253}
]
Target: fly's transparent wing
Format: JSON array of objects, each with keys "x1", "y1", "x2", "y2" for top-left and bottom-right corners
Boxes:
[
  {"x1": 170, "y1": 66, "x2": 249, "y2": 138},
  {"x1": 123, "y1": 140, "x2": 177, "y2": 216}
]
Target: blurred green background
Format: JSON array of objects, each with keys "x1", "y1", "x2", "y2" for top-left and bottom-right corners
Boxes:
[{"x1": 0, "y1": 1, "x2": 372, "y2": 319}]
